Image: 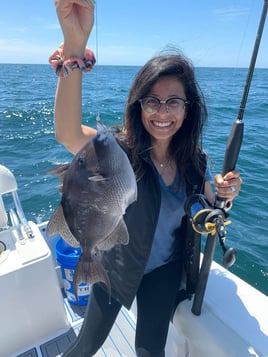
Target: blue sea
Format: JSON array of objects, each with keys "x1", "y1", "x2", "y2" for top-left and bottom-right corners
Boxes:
[{"x1": 0, "y1": 64, "x2": 267, "y2": 295}]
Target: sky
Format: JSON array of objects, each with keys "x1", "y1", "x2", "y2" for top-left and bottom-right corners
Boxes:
[{"x1": 0, "y1": 0, "x2": 267, "y2": 68}]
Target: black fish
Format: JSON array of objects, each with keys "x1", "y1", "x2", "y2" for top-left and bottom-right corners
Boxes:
[{"x1": 47, "y1": 128, "x2": 137, "y2": 301}]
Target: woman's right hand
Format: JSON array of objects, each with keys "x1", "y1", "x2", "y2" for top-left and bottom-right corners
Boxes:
[{"x1": 55, "y1": 0, "x2": 95, "y2": 58}]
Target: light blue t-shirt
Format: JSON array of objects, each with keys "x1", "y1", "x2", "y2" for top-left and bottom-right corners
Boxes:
[
  {"x1": 144, "y1": 171, "x2": 186, "y2": 274},
  {"x1": 145, "y1": 167, "x2": 212, "y2": 274}
]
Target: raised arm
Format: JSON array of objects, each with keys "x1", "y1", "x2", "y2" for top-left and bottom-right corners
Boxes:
[{"x1": 53, "y1": 0, "x2": 97, "y2": 154}]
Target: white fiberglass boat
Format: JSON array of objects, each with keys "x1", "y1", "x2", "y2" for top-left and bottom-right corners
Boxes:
[{"x1": 0, "y1": 164, "x2": 267, "y2": 357}]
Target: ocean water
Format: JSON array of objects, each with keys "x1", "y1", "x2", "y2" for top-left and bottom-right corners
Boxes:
[{"x1": 0, "y1": 64, "x2": 267, "y2": 295}]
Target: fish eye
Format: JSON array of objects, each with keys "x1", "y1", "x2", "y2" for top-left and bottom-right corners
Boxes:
[{"x1": 77, "y1": 156, "x2": 86, "y2": 167}]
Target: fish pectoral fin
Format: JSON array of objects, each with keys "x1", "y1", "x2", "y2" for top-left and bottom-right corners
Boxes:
[
  {"x1": 97, "y1": 218, "x2": 129, "y2": 251},
  {"x1": 46, "y1": 204, "x2": 80, "y2": 247}
]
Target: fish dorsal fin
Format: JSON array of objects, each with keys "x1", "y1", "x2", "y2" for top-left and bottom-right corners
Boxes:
[
  {"x1": 96, "y1": 218, "x2": 129, "y2": 251},
  {"x1": 46, "y1": 204, "x2": 80, "y2": 247},
  {"x1": 46, "y1": 164, "x2": 69, "y2": 184}
]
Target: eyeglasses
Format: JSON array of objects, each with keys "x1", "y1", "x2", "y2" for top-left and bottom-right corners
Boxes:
[{"x1": 139, "y1": 96, "x2": 191, "y2": 115}]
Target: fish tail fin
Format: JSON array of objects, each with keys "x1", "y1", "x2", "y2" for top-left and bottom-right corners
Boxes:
[{"x1": 73, "y1": 253, "x2": 111, "y2": 304}]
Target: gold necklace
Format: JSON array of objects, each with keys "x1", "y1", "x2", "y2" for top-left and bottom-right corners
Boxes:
[
  {"x1": 159, "y1": 160, "x2": 170, "y2": 169},
  {"x1": 153, "y1": 158, "x2": 171, "y2": 175}
]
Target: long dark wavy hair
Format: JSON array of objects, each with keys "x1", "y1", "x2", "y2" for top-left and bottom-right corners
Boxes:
[{"x1": 121, "y1": 50, "x2": 208, "y2": 181}]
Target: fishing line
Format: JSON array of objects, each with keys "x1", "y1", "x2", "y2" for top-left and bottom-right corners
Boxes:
[
  {"x1": 233, "y1": 1, "x2": 252, "y2": 70},
  {"x1": 94, "y1": 0, "x2": 101, "y2": 125}
]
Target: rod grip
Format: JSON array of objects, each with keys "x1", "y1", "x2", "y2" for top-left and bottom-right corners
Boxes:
[
  {"x1": 214, "y1": 120, "x2": 244, "y2": 209},
  {"x1": 222, "y1": 119, "x2": 244, "y2": 175}
]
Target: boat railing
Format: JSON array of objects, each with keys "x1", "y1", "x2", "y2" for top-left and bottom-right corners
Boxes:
[{"x1": 0, "y1": 164, "x2": 34, "y2": 240}]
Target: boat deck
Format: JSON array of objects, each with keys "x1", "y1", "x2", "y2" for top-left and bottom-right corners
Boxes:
[{"x1": 16, "y1": 293, "x2": 136, "y2": 357}]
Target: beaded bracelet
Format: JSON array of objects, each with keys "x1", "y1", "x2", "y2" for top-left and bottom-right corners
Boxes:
[{"x1": 48, "y1": 43, "x2": 96, "y2": 78}]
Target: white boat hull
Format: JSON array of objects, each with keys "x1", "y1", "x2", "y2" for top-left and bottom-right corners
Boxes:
[{"x1": 173, "y1": 260, "x2": 268, "y2": 357}]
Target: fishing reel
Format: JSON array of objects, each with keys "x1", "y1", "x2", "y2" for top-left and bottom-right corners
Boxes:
[{"x1": 185, "y1": 194, "x2": 237, "y2": 268}]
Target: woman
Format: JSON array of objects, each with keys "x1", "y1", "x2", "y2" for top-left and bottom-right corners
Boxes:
[{"x1": 51, "y1": 1, "x2": 242, "y2": 356}]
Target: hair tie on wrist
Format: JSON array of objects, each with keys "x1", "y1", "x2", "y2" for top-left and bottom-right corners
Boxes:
[{"x1": 48, "y1": 43, "x2": 96, "y2": 77}]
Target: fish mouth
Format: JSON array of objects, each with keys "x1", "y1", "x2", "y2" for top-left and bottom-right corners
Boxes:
[{"x1": 87, "y1": 174, "x2": 107, "y2": 182}]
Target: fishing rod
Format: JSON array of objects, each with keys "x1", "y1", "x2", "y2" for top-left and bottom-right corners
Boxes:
[
  {"x1": 216, "y1": 0, "x2": 268, "y2": 197},
  {"x1": 189, "y1": 0, "x2": 268, "y2": 316}
]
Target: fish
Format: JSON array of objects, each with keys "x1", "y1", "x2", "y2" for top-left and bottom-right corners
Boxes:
[{"x1": 46, "y1": 127, "x2": 137, "y2": 301}]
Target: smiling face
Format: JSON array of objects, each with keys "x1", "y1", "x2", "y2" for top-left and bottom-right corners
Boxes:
[{"x1": 141, "y1": 75, "x2": 187, "y2": 146}]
